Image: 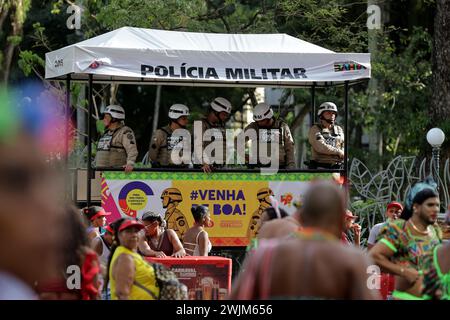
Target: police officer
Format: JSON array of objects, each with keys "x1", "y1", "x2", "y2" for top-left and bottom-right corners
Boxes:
[
  {"x1": 149, "y1": 104, "x2": 190, "y2": 168},
  {"x1": 247, "y1": 188, "x2": 274, "y2": 239},
  {"x1": 95, "y1": 105, "x2": 138, "y2": 172},
  {"x1": 161, "y1": 187, "x2": 189, "y2": 240},
  {"x1": 242, "y1": 103, "x2": 295, "y2": 169},
  {"x1": 195, "y1": 97, "x2": 232, "y2": 173},
  {"x1": 308, "y1": 102, "x2": 344, "y2": 169}
]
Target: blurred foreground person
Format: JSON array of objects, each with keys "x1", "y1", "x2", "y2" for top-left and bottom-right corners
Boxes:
[
  {"x1": 257, "y1": 197, "x2": 299, "y2": 241},
  {"x1": 370, "y1": 179, "x2": 442, "y2": 300},
  {"x1": 230, "y1": 181, "x2": 379, "y2": 300},
  {"x1": 36, "y1": 205, "x2": 101, "y2": 300},
  {"x1": 0, "y1": 134, "x2": 62, "y2": 299}
]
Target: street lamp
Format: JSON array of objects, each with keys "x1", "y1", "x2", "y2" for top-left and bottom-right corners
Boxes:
[{"x1": 426, "y1": 128, "x2": 445, "y2": 189}]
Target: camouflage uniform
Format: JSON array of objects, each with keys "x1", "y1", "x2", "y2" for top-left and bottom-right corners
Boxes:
[
  {"x1": 194, "y1": 117, "x2": 227, "y2": 167},
  {"x1": 243, "y1": 119, "x2": 295, "y2": 169},
  {"x1": 95, "y1": 123, "x2": 138, "y2": 167},
  {"x1": 149, "y1": 125, "x2": 188, "y2": 167},
  {"x1": 308, "y1": 123, "x2": 344, "y2": 166}
]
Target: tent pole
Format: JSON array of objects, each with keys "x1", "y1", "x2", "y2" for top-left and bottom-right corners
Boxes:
[
  {"x1": 344, "y1": 81, "x2": 349, "y2": 189},
  {"x1": 65, "y1": 74, "x2": 71, "y2": 202},
  {"x1": 87, "y1": 74, "x2": 93, "y2": 207},
  {"x1": 310, "y1": 82, "x2": 316, "y2": 125}
]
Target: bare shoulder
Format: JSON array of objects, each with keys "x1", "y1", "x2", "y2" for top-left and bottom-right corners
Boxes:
[
  {"x1": 258, "y1": 219, "x2": 298, "y2": 240},
  {"x1": 166, "y1": 228, "x2": 180, "y2": 241}
]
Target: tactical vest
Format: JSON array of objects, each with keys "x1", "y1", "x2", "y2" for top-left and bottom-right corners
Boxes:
[
  {"x1": 157, "y1": 126, "x2": 186, "y2": 166},
  {"x1": 202, "y1": 118, "x2": 226, "y2": 166},
  {"x1": 250, "y1": 120, "x2": 287, "y2": 167},
  {"x1": 96, "y1": 126, "x2": 127, "y2": 167}
]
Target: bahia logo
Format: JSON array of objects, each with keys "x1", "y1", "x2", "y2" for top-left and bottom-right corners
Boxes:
[{"x1": 334, "y1": 61, "x2": 367, "y2": 72}]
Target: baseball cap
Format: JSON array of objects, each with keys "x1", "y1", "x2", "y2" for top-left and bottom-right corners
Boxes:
[
  {"x1": 118, "y1": 220, "x2": 145, "y2": 232},
  {"x1": 83, "y1": 206, "x2": 111, "y2": 221},
  {"x1": 387, "y1": 201, "x2": 403, "y2": 211},
  {"x1": 345, "y1": 210, "x2": 358, "y2": 220}
]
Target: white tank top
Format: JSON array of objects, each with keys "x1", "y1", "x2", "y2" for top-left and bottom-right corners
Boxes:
[
  {"x1": 185, "y1": 230, "x2": 212, "y2": 256},
  {"x1": 97, "y1": 236, "x2": 111, "y2": 266}
]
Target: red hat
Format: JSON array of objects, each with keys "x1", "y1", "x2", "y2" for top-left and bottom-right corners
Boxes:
[
  {"x1": 118, "y1": 220, "x2": 145, "y2": 232},
  {"x1": 345, "y1": 210, "x2": 358, "y2": 220},
  {"x1": 83, "y1": 206, "x2": 111, "y2": 221},
  {"x1": 387, "y1": 201, "x2": 403, "y2": 211}
]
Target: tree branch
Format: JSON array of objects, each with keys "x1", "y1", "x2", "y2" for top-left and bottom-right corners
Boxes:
[
  {"x1": 290, "y1": 104, "x2": 311, "y2": 131},
  {"x1": 240, "y1": 10, "x2": 261, "y2": 32}
]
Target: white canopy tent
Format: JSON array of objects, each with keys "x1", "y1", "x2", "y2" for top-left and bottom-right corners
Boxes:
[
  {"x1": 44, "y1": 27, "x2": 371, "y2": 206},
  {"x1": 45, "y1": 27, "x2": 370, "y2": 87}
]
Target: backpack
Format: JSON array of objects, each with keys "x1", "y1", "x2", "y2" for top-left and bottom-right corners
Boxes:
[{"x1": 135, "y1": 263, "x2": 187, "y2": 300}]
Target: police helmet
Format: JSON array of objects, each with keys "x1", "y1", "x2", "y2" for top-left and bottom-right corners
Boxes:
[
  {"x1": 104, "y1": 104, "x2": 125, "y2": 120},
  {"x1": 253, "y1": 103, "x2": 274, "y2": 121},
  {"x1": 168, "y1": 104, "x2": 190, "y2": 120},
  {"x1": 317, "y1": 102, "x2": 338, "y2": 117},
  {"x1": 210, "y1": 97, "x2": 232, "y2": 114}
]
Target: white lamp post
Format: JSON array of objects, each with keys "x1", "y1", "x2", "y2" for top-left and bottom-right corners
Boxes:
[{"x1": 426, "y1": 128, "x2": 445, "y2": 189}]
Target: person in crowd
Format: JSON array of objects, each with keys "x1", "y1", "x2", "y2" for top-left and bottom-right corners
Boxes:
[
  {"x1": 0, "y1": 133, "x2": 62, "y2": 299},
  {"x1": 341, "y1": 210, "x2": 361, "y2": 247},
  {"x1": 138, "y1": 211, "x2": 186, "y2": 258},
  {"x1": 83, "y1": 206, "x2": 111, "y2": 242},
  {"x1": 367, "y1": 201, "x2": 403, "y2": 250},
  {"x1": 36, "y1": 205, "x2": 101, "y2": 300},
  {"x1": 230, "y1": 181, "x2": 380, "y2": 300},
  {"x1": 257, "y1": 208, "x2": 300, "y2": 241},
  {"x1": 370, "y1": 178, "x2": 442, "y2": 300},
  {"x1": 241, "y1": 102, "x2": 295, "y2": 169},
  {"x1": 308, "y1": 102, "x2": 344, "y2": 169},
  {"x1": 367, "y1": 201, "x2": 403, "y2": 299},
  {"x1": 92, "y1": 223, "x2": 114, "y2": 299},
  {"x1": 95, "y1": 104, "x2": 138, "y2": 172},
  {"x1": 183, "y1": 206, "x2": 212, "y2": 256},
  {"x1": 194, "y1": 97, "x2": 232, "y2": 173},
  {"x1": 149, "y1": 104, "x2": 190, "y2": 168},
  {"x1": 92, "y1": 223, "x2": 114, "y2": 268},
  {"x1": 106, "y1": 218, "x2": 160, "y2": 300},
  {"x1": 422, "y1": 241, "x2": 450, "y2": 300}
]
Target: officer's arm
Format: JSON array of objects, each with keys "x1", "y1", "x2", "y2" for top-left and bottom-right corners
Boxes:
[
  {"x1": 308, "y1": 126, "x2": 342, "y2": 156},
  {"x1": 148, "y1": 130, "x2": 162, "y2": 162},
  {"x1": 122, "y1": 129, "x2": 138, "y2": 166},
  {"x1": 283, "y1": 124, "x2": 296, "y2": 169}
]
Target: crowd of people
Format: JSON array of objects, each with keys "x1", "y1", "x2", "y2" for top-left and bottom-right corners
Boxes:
[
  {"x1": 94, "y1": 98, "x2": 345, "y2": 172},
  {"x1": 232, "y1": 179, "x2": 450, "y2": 300}
]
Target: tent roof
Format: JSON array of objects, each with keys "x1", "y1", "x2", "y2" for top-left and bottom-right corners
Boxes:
[
  {"x1": 74, "y1": 27, "x2": 334, "y2": 53},
  {"x1": 45, "y1": 27, "x2": 370, "y2": 87}
]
